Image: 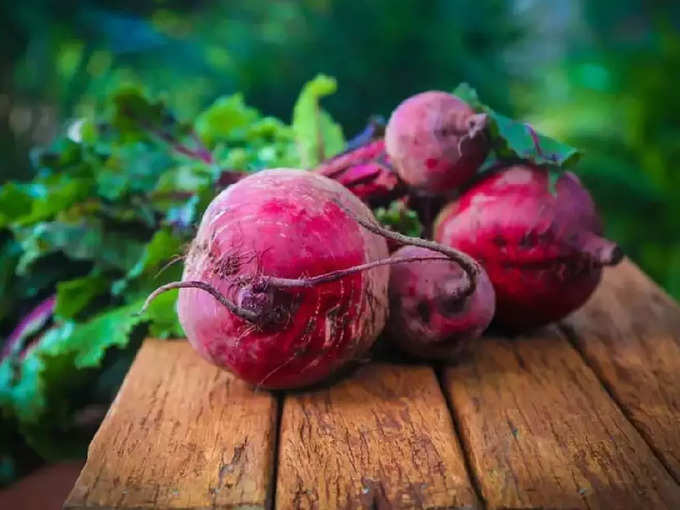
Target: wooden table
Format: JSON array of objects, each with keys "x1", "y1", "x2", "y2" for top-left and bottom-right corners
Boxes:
[{"x1": 64, "y1": 260, "x2": 680, "y2": 509}]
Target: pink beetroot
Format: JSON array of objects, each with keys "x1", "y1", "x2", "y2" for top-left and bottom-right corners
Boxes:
[
  {"x1": 172, "y1": 169, "x2": 389, "y2": 388},
  {"x1": 388, "y1": 246, "x2": 495, "y2": 360},
  {"x1": 385, "y1": 91, "x2": 489, "y2": 194},
  {"x1": 434, "y1": 164, "x2": 623, "y2": 330}
]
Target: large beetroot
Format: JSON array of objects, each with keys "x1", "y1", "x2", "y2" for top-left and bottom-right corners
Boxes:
[
  {"x1": 144, "y1": 169, "x2": 480, "y2": 389},
  {"x1": 166, "y1": 170, "x2": 388, "y2": 388},
  {"x1": 385, "y1": 91, "x2": 489, "y2": 194},
  {"x1": 434, "y1": 164, "x2": 623, "y2": 330}
]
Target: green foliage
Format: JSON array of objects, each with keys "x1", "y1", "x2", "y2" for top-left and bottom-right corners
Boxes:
[
  {"x1": 292, "y1": 74, "x2": 344, "y2": 167},
  {"x1": 14, "y1": 220, "x2": 145, "y2": 275},
  {"x1": 143, "y1": 290, "x2": 183, "y2": 339},
  {"x1": 374, "y1": 200, "x2": 423, "y2": 238},
  {"x1": 0, "y1": 239, "x2": 22, "y2": 322},
  {"x1": 0, "y1": 301, "x2": 146, "y2": 458},
  {"x1": 55, "y1": 275, "x2": 110, "y2": 320},
  {"x1": 195, "y1": 94, "x2": 259, "y2": 146},
  {"x1": 195, "y1": 95, "x2": 299, "y2": 171},
  {"x1": 487, "y1": 112, "x2": 581, "y2": 169},
  {"x1": 454, "y1": 83, "x2": 581, "y2": 172},
  {"x1": 112, "y1": 86, "x2": 189, "y2": 141},
  {"x1": 0, "y1": 184, "x2": 33, "y2": 228}
]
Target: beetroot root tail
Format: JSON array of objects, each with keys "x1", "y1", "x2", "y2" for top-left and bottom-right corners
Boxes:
[
  {"x1": 141, "y1": 280, "x2": 260, "y2": 322},
  {"x1": 580, "y1": 232, "x2": 624, "y2": 266},
  {"x1": 332, "y1": 199, "x2": 481, "y2": 296},
  {"x1": 267, "y1": 255, "x2": 451, "y2": 288},
  {"x1": 143, "y1": 257, "x2": 457, "y2": 322}
]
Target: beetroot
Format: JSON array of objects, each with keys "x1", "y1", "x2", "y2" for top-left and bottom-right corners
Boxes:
[
  {"x1": 385, "y1": 91, "x2": 489, "y2": 194},
  {"x1": 315, "y1": 139, "x2": 400, "y2": 203},
  {"x1": 170, "y1": 170, "x2": 389, "y2": 388},
  {"x1": 388, "y1": 246, "x2": 495, "y2": 360},
  {"x1": 434, "y1": 164, "x2": 623, "y2": 330},
  {"x1": 144, "y1": 169, "x2": 481, "y2": 389}
]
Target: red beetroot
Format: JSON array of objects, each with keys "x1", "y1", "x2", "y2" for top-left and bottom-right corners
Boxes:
[
  {"x1": 434, "y1": 164, "x2": 623, "y2": 330},
  {"x1": 388, "y1": 246, "x2": 495, "y2": 360},
  {"x1": 144, "y1": 169, "x2": 481, "y2": 389},
  {"x1": 315, "y1": 139, "x2": 400, "y2": 203},
  {"x1": 385, "y1": 91, "x2": 489, "y2": 194},
  {"x1": 174, "y1": 170, "x2": 389, "y2": 388},
  {"x1": 330, "y1": 161, "x2": 400, "y2": 203}
]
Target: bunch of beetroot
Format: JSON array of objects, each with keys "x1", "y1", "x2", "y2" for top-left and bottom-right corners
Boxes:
[{"x1": 144, "y1": 88, "x2": 622, "y2": 390}]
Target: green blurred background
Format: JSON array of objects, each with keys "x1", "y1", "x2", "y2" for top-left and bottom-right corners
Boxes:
[{"x1": 1, "y1": 0, "x2": 679, "y2": 295}]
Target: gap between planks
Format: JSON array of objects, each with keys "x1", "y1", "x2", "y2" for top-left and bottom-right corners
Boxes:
[
  {"x1": 435, "y1": 368, "x2": 488, "y2": 509},
  {"x1": 560, "y1": 259, "x2": 680, "y2": 484},
  {"x1": 269, "y1": 392, "x2": 285, "y2": 510},
  {"x1": 558, "y1": 323, "x2": 680, "y2": 488}
]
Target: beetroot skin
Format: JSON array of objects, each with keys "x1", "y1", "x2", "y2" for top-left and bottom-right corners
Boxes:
[
  {"x1": 176, "y1": 169, "x2": 389, "y2": 389},
  {"x1": 434, "y1": 164, "x2": 623, "y2": 330},
  {"x1": 385, "y1": 91, "x2": 489, "y2": 194},
  {"x1": 315, "y1": 139, "x2": 400, "y2": 203},
  {"x1": 388, "y1": 246, "x2": 495, "y2": 360}
]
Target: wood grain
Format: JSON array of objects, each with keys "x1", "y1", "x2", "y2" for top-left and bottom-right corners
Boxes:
[
  {"x1": 443, "y1": 328, "x2": 680, "y2": 510},
  {"x1": 64, "y1": 339, "x2": 278, "y2": 510},
  {"x1": 562, "y1": 259, "x2": 680, "y2": 482},
  {"x1": 276, "y1": 363, "x2": 479, "y2": 509}
]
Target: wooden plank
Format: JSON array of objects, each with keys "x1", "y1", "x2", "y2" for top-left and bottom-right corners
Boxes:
[
  {"x1": 276, "y1": 363, "x2": 480, "y2": 509},
  {"x1": 443, "y1": 329, "x2": 680, "y2": 510},
  {"x1": 562, "y1": 259, "x2": 680, "y2": 482},
  {"x1": 64, "y1": 339, "x2": 278, "y2": 510}
]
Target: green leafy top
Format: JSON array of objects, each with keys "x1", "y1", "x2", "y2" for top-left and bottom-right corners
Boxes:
[
  {"x1": 292, "y1": 74, "x2": 345, "y2": 167},
  {"x1": 374, "y1": 200, "x2": 423, "y2": 238},
  {"x1": 453, "y1": 82, "x2": 582, "y2": 171}
]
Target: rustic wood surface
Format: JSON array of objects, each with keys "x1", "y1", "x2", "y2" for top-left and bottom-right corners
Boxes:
[
  {"x1": 64, "y1": 339, "x2": 278, "y2": 510},
  {"x1": 276, "y1": 363, "x2": 479, "y2": 509},
  {"x1": 64, "y1": 261, "x2": 680, "y2": 510},
  {"x1": 442, "y1": 328, "x2": 680, "y2": 510},
  {"x1": 562, "y1": 259, "x2": 680, "y2": 483}
]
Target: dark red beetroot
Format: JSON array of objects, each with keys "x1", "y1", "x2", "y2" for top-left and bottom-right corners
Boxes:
[
  {"x1": 388, "y1": 246, "x2": 495, "y2": 360},
  {"x1": 385, "y1": 91, "x2": 489, "y2": 194},
  {"x1": 434, "y1": 164, "x2": 623, "y2": 330}
]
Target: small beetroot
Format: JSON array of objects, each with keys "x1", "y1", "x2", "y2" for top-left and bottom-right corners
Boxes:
[
  {"x1": 388, "y1": 246, "x2": 495, "y2": 360},
  {"x1": 434, "y1": 164, "x2": 623, "y2": 330},
  {"x1": 385, "y1": 91, "x2": 489, "y2": 194}
]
